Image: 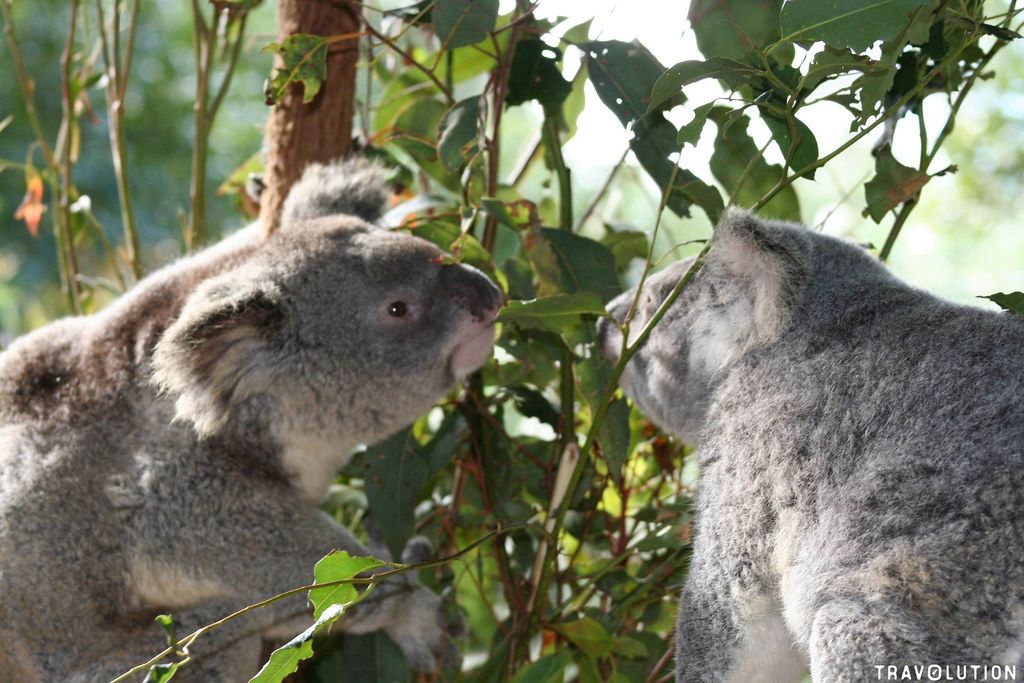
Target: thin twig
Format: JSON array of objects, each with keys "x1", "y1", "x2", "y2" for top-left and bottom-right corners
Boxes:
[{"x1": 574, "y1": 146, "x2": 628, "y2": 232}]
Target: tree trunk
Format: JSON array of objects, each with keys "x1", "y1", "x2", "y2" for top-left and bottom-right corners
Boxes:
[{"x1": 259, "y1": 0, "x2": 360, "y2": 236}]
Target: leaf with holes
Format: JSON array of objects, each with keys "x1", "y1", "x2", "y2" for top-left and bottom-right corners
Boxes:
[
  {"x1": 863, "y1": 148, "x2": 929, "y2": 223},
  {"x1": 780, "y1": 0, "x2": 937, "y2": 52},
  {"x1": 434, "y1": 0, "x2": 499, "y2": 49},
  {"x1": 506, "y1": 38, "x2": 572, "y2": 108},
  {"x1": 262, "y1": 34, "x2": 328, "y2": 104},
  {"x1": 584, "y1": 40, "x2": 723, "y2": 221}
]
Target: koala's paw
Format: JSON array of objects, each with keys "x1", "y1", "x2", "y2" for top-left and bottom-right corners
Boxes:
[{"x1": 385, "y1": 586, "x2": 461, "y2": 674}]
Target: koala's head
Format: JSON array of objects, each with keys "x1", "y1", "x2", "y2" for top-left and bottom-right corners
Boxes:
[
  {"x1": 596, "y1": 209, "x2": 806, "y2": 442},
  {"x1": 153, "y1": 158, "x2": 502, "y2": 451}
]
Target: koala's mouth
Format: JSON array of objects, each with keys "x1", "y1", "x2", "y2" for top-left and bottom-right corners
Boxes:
[{"x1": 448, "y1": 321, "x2": 497, "y2": 380}]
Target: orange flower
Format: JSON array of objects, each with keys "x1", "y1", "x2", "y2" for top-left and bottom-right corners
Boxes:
[{"x1": 14, "y1": 175, "x2": 46, "y2": 237}]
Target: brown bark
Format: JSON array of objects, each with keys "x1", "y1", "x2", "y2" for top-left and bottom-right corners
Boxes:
[{"x1": 259, "y1": 0, "x2": 360, "y2": 237}]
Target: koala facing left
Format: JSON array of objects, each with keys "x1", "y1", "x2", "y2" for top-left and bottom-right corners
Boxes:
[{"x1": 0, "y1": 158, "x2": 502, "y2": 682}]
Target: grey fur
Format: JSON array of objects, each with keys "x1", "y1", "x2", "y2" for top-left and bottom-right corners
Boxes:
[
  {"x1": 598, "y1": 208, "x2": 1024, "y2": 682},
  {"x1": 281, "y1": 157, "x2": 391, "y2": 225},
  {"x1": 0, "y1": 158, "x2": 501, "y2": 682}
]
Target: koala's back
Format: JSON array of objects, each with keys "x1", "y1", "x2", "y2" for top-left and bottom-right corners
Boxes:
[
  {"x1": 0, "y1": 225, "x2": 264, "y2": 673},
  {"x1": 707, "y1": 233, "x2": 1024, "y2": 650}
]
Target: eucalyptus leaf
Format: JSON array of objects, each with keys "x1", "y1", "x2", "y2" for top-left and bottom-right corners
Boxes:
[
  {"x1": 437, "y1": 97, "x2": 481, "y2": 172},
  {"x1": 980, "y1": 292, "x2": 1024, "y2": 317},
  {"x1": 434, "y1": 0, "x2": 499, "y2": 49},
  {"x1": 780, "y1": 0, "x2": 936, "y2": 52}
]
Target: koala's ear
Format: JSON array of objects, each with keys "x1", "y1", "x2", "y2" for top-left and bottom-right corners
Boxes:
[
  {"x1": 280, "y1": 156, "x2": 390, "y2": 227},
  {"x1": 705, "y1": 208, "x2": 804, "y2": 348},
  {"x1": 152, "y1": 275, "x2": 286, "y2": 436}
]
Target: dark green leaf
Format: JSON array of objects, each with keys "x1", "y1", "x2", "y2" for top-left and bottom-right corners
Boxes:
[
  {"x1": 863, "y1": 148, "x2": 929, "y2": 223},
  {"x1": 601, "y1": 228, "x2": 649, "y2": 273},
  {"x1": 584, "y1": 41, "x2": 723, "y2": 221},
  {"x1": 509, "y1": 650, "x2": 572, "y2": 683},
  {"x1": 597, "y1": 398, "x2": 631, "y2": 485},
  {"x1": 262, "y1": 34, "x2": 328, "y2": 104},
  {"x1": 676, "y1": 101, "x2": 715, "y2": 147},
  {"x1": 979, "y1": 292, "x2": 1024, "y2": 317},
  {"x1": 780, "y1": 0, "x2": 936, "y2": 52},
  {"x1": 506, "y1": 39, "x2": 572, "y2": 108},
  {"x1": 708, "y1": 107, "x2": 800, "y2": 221},
  {"x1": 648, "y1": 59, "x2": 751, "y2": 114},
  {"x1": 541, "y1": 228, "x2": 621, "y2": 303},
  {"x1": 761, "y1": 110, "x2": 819, "y2": 178},
  {"x1": 688, "y1": 0, "x2": 783, "y2": 61},
  {"x1": 803, "y1": 46, "x2": 881, "y2": 91},
  {"x1": 552, "y1": 617, "x2": 613, "y2": 659},
  {"x1": 434, "y1": 0, "x2": 499, "y2": 48},
  {"x1": 356, "y1": 415, "x2": 464, "y2": 557},
  {"x1": 610, "y1": 636, "x2": 649, "y2": 659},
  {"x1": 498, "y1": 293, "x2": 609, "y2": 331},
  {"x1": 437, "y1": 97, "x2": 481, "y2": 172},
  {"x1": 510, "y1": 386, "x2": 561, "y2": 428}
]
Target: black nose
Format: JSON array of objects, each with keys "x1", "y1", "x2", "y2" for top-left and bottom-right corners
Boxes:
[{"x1": 441, "y1": 264, "x2": 503, "y2": 321}]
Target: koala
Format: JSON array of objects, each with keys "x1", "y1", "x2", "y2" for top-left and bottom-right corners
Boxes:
[
  {"x1": 598, "y1": 209, "x2": 1024, "y2": 682},
  {"x1": 0, "y1": 158, "x2": 502, "y2": 682}
]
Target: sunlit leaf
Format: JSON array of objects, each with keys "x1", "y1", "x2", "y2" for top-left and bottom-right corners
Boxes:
[
  {"x1": 262, "y1": 34, "x2": 328, "y2": 104},
  {"x1": 309, "y1": 552, "x2": 384, "y2": 619}
]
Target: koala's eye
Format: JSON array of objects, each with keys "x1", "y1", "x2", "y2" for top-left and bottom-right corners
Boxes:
[{"x1": 387, "y1": 301, "x2": 409, "y2": 317}]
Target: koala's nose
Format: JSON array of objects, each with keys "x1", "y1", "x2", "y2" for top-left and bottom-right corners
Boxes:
[{"x1": 441, "y1": 264, "x2": 503, "y2": 322}]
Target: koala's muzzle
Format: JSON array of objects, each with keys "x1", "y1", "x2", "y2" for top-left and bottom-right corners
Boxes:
[{"x1": 441, "y1": 264, "x2": 503, "y2": 322}]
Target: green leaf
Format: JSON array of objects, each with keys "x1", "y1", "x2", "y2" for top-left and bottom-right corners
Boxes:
[
  {"x1": 761, "y1": 111, "x2": 819, "y2": 179},
  {"x1": 601, "y1": 229, "x2": 649, "y2": 273},
  {"x1": 676, "y1": 101, "x2": 715, "y2": 147},
  {"x1": 354, "y1": 415, "x2": 465, "y2": 557},
  {"x1": 979, "y1": 292, "x2": 1024, "y2": 317},
  {"x1": 434, "y1": 0, "x2": 499, "y2": 49},
  {"x1": 437, "y1": 97, "x2": 481, "y2": 172},
  {"x1": 597, "y1": 398, "x2": 631, "y2": 485},
  {"x1": 248, "y1": 603, "x2": 347, "y2": 683},
  {"x1": 688, "y1": 0, "x2": 784, "y2": 61},
  {"x1": 509, "y1": 650, "x2": 572, "y2": 683},
  {"x1": 584, "y1": 41, "x2": 723, "y2": 221},
  {"x1": 143, "y1": 663, "x2": 180, "y2": 683},
  {"x1": 506, "y1": 39, "x2": 572, "y2": 108},
  {"x1": 262, "y1": 34, "x2": 328, "y2": 104},
  {"x1": 498, "y1": 293, "x2": 609, "y2": 331},
  {"x1": 552, "y1": 618, "x2": 613, "y2": 659},
  {"x1": 541, "y1": 228, "x2": 622, "y2": 303},
  {"x1": 610, "y1": 636, "x2": 649, "y2": 659},
  {"x1": 648, "y1": 59, "x2": 751, "y2": 114},
  {"x1": 780, "y1": 0, "x2": 936, "y2": 52},
  {"x1": 309, "y1": 551, "x2": 384, "y2": 619},
  {"x1": 863, "y1": 148, "x2": 929, "y2": 223},
  {"x1": 802, "y1": 46, "x2": 881, "y2": 91},
  {"x1": 708, "y1": 107, "x2": 800, "y2": 221}
]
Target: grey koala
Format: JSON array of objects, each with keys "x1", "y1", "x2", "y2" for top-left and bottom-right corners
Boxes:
[
  {"x1": 0, "y1": 158, "x2": 502, "y2": 682},
  {"x1": 598, "y1": 209, "x2": 1024, "y2": 682}
]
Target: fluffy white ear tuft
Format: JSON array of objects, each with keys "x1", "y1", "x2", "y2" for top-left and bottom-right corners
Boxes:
[
  {"x1": 152, "y1": 274, "x2": 286, "y2": 436},
  {"x1": 697, "y1": 208, "x2": 804, "y2": 365}
]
